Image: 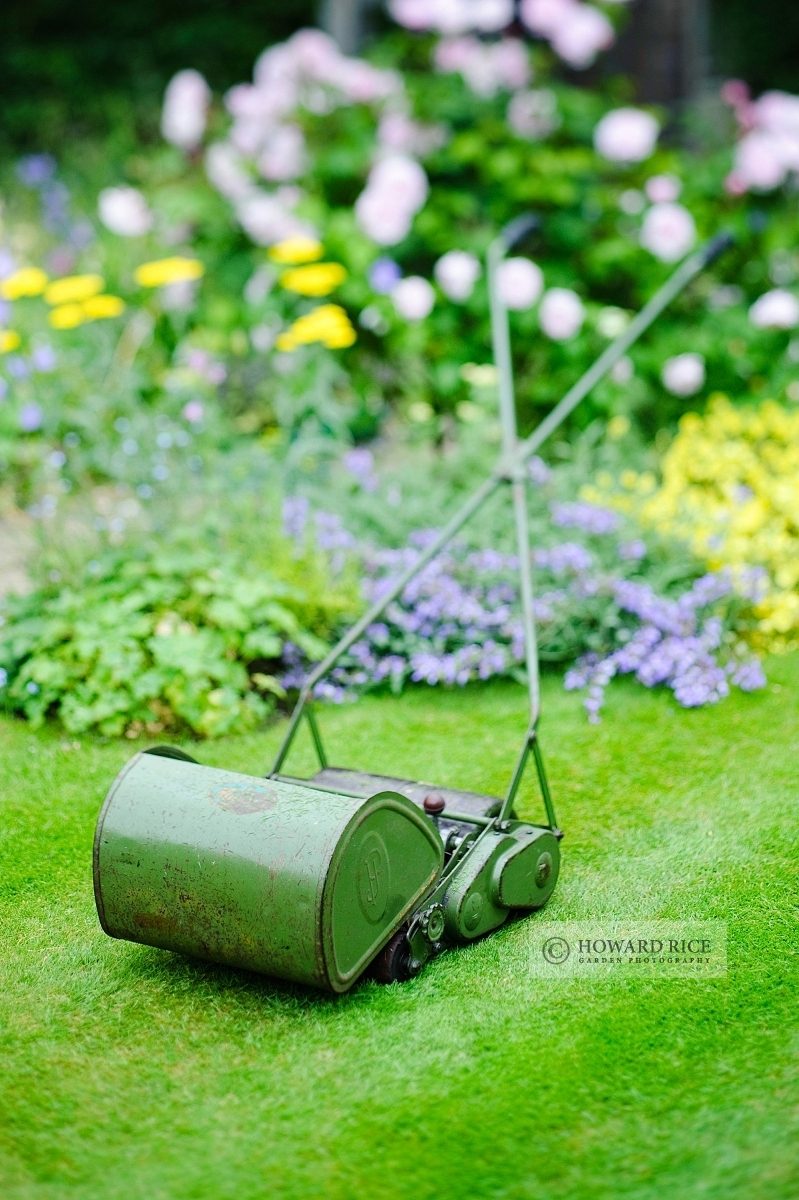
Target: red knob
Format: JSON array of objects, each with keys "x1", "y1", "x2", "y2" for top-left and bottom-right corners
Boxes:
[{"x1": 423, "y1": 791, "x2": 446, "y2": 816}]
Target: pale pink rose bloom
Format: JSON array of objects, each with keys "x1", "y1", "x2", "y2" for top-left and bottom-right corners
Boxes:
[
  {"x1": 434, "y1": 0, "x2": 475, "y2": 35},
  {"x1": 594, "y1": 107, "x2": 660, "y2": 163},
  {"x1": 770, "y1": 130, "x2": 799, "y2": 171},
  {"x1": 754, "y1": 90, "x2": 799, "y2": 134},
  {"x1": 225, "y1": 84, "x2": 285, "y2": 124},
  {"x1": 435, "y1": 37, "x2": 481, "y2": 73},
  {"x1": 258, "y1": 125, "x2": 307, "y2": 182},
  {"x1": 434, "y1": 251, "x2": 481, "y2": 302},
  {"x1": 473, "y1": 0, "x2": 515, "y2": 31},
  {"x1": 378, "y1": 113, "x2": 447, "y2": 155},
  {"x1": 355, "y1": 188, "x2": 413, "y2": 245},
  {"x1": 286, "y1": 28, "x2": 342, "y2": 77},
  {"x1": 229, "y1": 118, "x2": 269, "y2": 157},
  {"x1": 734, "y1": 131, "x2": 787, "y2": 191},
  {"x1": 393, "y1": 276, "x2": 435, "y2": 320},
  {"x1": 645, "y1": 174, "x2": 681, "y2": 203},
  {"x1": 182, "y1": 400, "x2": 205, "y2": 424},
  {"x1": 205, "y1": 142, "x2": 253, "y2": 201},
  {"x1": 520, "y1": 0, "x2": 576, "y2": 37},
  {"x1": 508, "y1": 89, "x2": 558, "y2": 139},
  {"x1": 724, "y1": 171, "x2": 747, "y2": 197},
  {"x1": 640, "y1": 203, "x2": 696, "y2": 262},
  {"x1": 236, "y1": 193, "x2": 303, "y2": 245},
  {"x1": 492, "y1": 40, "x2": 532, "y2": 90},
  {"x1": 254, "y1": 43, "x2": 298, "y2": 91},
  {"x1": 749, "y1": 289, "x2": 799, "y2": 329},
  {"x1": 378, "y1": 112, "x2": 417, "y2": 151},
  {"x1": 388, "y1": 0, "x2": 432, "y2": 30},
  {"x1": 550, "y1": 5, "x2": 614, "y2": 69},
  {"x1": 539, "y1": 288, "x2": 585, "y2": 340},
  {"x1": 497, "y1": 258, "x2": 544, "y2": 310},
  {"x1": 161, "y1": 69, "x2": 211, "y2": 151},
  {"x1": 340, "y1": 61, "x2": 400, "y2": 103},
  {"x1": 369, "y1": 155, "x2": 429, "y2": 212},
  {"x1": 661, "y1": 352, "x2": 705, "y2": 397},
  {"x1": 720, "y1": 79, "x2": 750, "y2": 109},
  {"x1": 98, "y1": 186, "x2": 153, "y2": 237}
]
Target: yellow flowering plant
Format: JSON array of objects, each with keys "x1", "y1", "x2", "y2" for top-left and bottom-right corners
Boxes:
[{"x1": 584, "y1": 396, "x2": 799, "y2": 649}]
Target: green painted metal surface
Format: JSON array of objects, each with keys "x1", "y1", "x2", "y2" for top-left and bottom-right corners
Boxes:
[{"x1": 93, "y1": 752, "x2": 444, "y2": 992}]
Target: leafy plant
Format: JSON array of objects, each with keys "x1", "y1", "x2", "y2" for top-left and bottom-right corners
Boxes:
[{"x1": 0, "y1": 535, "x2": 357, "y2": 737}]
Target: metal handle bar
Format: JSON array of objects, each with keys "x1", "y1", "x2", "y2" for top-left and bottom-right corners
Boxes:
[{"x1": 269, "y1": 230, "x2": 735, "y2": 780}]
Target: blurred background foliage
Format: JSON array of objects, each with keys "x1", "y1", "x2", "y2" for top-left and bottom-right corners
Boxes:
[
  {"x1": 4, "y1": 0, "x2": 799, "y2": 152},
  {"x1": 0, "y1": 0, "x2": 796, "y2": 736}
]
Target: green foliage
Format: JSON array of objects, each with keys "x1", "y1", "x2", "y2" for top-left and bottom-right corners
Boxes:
[{"x1": 0, "y1": 534, "x2": 356, "y2": 738}]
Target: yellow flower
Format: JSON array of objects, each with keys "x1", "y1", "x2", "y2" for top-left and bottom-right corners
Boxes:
[
  {"x1": 268, "y1": 237, "x2": 324, "y2": 265},
  {"x1": 83, "y1": 294, "x2": 126, "y2": 320},
  {"x1": 0, "y1": 330, "x2": 21, "y2": 353},
  {"x1": 279, "y1": 263, "x2": 347, "y2": 297},
  {"x1": 49, "y1": 304, "x2": 87, "y2": 330},
  {"x1": 134, "y1": 257, "x2": 205, "y2": 288},
  {"x1": 278, "y1": 303, "x2": 357, "y2": 351},
  {"x1": 45, "y1": 274, "x2": 104, "y2": 305},
  {"x1": 0, "y1": 267, "x2": 48, "y2": 300},
  {"x1": 607, "y1": 415, "x2": 630, "y2": 440},
  {"x1": 322, "y1": 325, "x2": 357, "y2": 349}
]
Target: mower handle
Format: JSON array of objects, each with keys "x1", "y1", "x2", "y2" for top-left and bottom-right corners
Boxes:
[{"x1": 496, "y1": 212, "x2": 540, "y2": 253}]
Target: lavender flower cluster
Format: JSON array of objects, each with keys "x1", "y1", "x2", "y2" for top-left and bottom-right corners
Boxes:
[
  {"x1": 278, "y1": 496, "x2": 766, "y2": 719},
  {"x1": 565, "y1": 573, "x2": 766, "y2": 721}
]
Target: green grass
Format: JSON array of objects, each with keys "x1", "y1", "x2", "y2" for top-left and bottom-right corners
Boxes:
[{"x1": 1, "y1": 660, "x2": 798, "y2": 1200}]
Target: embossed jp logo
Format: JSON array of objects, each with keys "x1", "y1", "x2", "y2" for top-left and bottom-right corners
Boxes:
[{"x1": 358, "y1": 831, "x2": 389, "y2": 922}]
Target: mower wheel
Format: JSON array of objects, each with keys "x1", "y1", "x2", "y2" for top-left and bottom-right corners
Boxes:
[{"x1": 371, "y1": 927, "x2": 413, "y2": 984}]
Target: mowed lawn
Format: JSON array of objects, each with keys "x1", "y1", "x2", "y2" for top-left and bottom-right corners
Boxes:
[{"x1": 1, "y1": 657, "x2": 797, "y2": 1200}]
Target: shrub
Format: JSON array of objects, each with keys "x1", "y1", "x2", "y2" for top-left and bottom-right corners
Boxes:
[
  {"x1": 0, "y1": 535, "x2": 356, "y2": 737},
  {"x1": 584, "y1": 395, "x2": 799, "y2": 650}
]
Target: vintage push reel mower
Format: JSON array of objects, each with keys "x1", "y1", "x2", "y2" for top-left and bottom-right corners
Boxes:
[{"x1": 93, "y1": 219, "x2": 732, "y2": 992}]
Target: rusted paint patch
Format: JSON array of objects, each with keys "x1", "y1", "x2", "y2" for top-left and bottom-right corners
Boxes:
[
  {"x1": 133, "y1": 911, "x2": 175, "y2": 933},
  {"x1": 215, "y1": 784, "x2": 277, "y2": 815}
]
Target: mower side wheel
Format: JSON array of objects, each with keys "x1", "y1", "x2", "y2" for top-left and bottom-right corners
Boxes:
[{"x1": 371, "y1": 927, "x2": 414, "y2": 984}]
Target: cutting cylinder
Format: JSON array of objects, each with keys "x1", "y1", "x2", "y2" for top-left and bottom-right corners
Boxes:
[{"x1": 93, "y1": 752, "x2": 444, "y2": 992}]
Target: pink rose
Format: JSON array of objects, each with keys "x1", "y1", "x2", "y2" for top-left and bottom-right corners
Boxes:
[
  {"x1": 754, "y1": 90, "x2": 799, "y2": 134},
  {"x1": 369, "y1": 155, "x2": 429, "y2": 211},
  {"x1": 497, "y1": 258, "x2": 544, "y2": 310},
  {"x1": 645, "y1": 174, "x2": 681, "y2": 203},
  {"x1": 640, "y1": 203, "x2": 696, "y2": 262},
  {"x1": 258, "y1": 125, "x2": 307, "y2": 182},
  {"x1": 520, "y1": 0, "x2": 575, "y2": 37},
  {"x1": 435, "y1": 250, "x2": 481, "y2": 302},
  {"x1": 393, "y1": 276, "x2": 435, "y2": 320},
  {"x1": 355, "y1": 188, "x2": 413, "y2": 246},
  {"x1": 161, "y1": 69, "x2": 211, "y2": 151},
  {"x1": 749, "y1": 289, "x2": 799, "y2": 329},
  {"x1": 661, "y1": 353, "x2": 705, "y2": 397},
  {"x1": 182, "y1": 400, "x2": 205, "y2": 424},
  {"x1": 539, "y1": 288, "x2": 584, "y2": 339},
  {"x1": 734, "y1": 132, "x2": 787, "y2": 191},
  {"x1": 594, "y1": 107, "x2": 660, "y2": 163},
  {"x1": 205, "y1": 142, "x2": 253, "y2": 201},
  {"x1": 508, "y1": 89, "x2": 558, "y2": 140},
  {"x1": 98, "y1": 186, "x2": 153, "y2": 237},
  {"x1": 550, "y1": 5, "x2": 614, "y2": 69}
]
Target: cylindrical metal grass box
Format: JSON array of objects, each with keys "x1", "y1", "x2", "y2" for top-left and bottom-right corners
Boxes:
[{"x1": 93, "y1": 752, "x2": 444, "y2": 992}]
